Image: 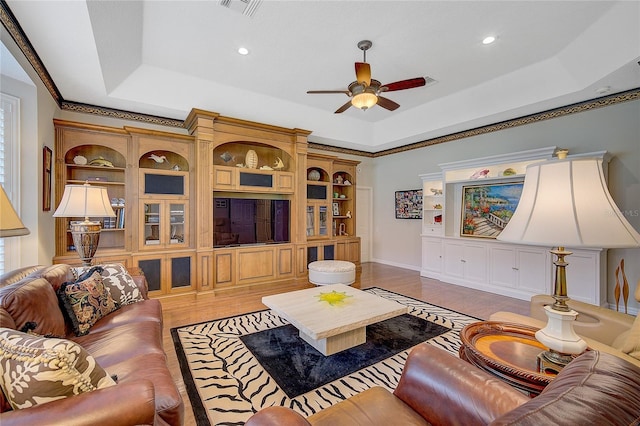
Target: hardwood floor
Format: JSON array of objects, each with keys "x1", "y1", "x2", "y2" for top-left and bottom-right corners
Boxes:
[{"x1": 160, "y1": 262, "x2": 530, "y2": 426}]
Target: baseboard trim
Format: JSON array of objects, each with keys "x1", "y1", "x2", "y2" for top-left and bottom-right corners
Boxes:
[{"x1": 369, "y1": 258, "x2": 421, "y2": 272}]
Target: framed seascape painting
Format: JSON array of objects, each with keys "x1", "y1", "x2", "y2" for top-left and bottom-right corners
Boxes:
[
  {"x1": 461, "y1": 181, "x2": 524, "y2": 238},
  {"x1": 395, "y1": 189, "x2": 422, "y2": 219}
]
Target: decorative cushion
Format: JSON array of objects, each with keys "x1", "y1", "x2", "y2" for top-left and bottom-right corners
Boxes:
[
  {"x1": 619, "y1": 315, "x2": 640, "y2": 360},
  {"x1": 73, "y1": 264, "x2": 143, "y2": 306},
  {"x1": 57, "y1": 272, "x2": 119, "y2": 336},
  {"x1": 0, "y1": 328, "x2": 115, "y2": 409}
]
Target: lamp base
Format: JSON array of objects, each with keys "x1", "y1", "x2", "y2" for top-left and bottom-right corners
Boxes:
[
  {"x1": 535, "y1": 304, "x2": 587, "y2": 360},
  {"x1": 537, "y1": 350, "x2": 572, "y2": 374},
  {"x1": 70, "y1": 221, "x2": 102, "y2": 267}
]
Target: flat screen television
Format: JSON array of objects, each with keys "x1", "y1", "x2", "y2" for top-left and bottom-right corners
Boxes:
[{"x1": 213, "y1": 197, "x2": 290, "y2": 247}]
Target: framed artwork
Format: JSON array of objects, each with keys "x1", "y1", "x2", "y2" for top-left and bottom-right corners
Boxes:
[
  {"x1": 461, "y1": 181, "x2": 524, "y2": 238},
  {"x1": 332, "y1": 202, "x2": 340, "y2": 216},
  {"x1": 395, "y1": 189, "x2": 422, "y2": 219},
  {"x1": 43, "y1": 146, "x2": 52, "y2": 211}
]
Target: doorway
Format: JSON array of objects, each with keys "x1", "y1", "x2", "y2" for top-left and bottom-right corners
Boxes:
[{"x1": 356, "y1": 186, "x2": 372, "y2": 262}]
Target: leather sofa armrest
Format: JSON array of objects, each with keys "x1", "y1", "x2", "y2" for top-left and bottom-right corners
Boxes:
[
  {"x1": 393, "y1": 343, "x2": 530, "y2": 425},
  {"x1": 127, "y1": 266, "x2": 149, "y2": 299},
  {"x1": 530, "y1": 295, "x2": 634, "y2": 346},
  {"x1": 245, "y1": 406, "x2": 311, "y2": 426},
  {"x1": 0, "y1": 380, "x2": 156, "y2": 426}
]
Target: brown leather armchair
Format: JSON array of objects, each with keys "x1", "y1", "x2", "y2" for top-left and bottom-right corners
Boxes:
[{"x1": 245, "y1": 343, "x2": 640, "y2": 426}]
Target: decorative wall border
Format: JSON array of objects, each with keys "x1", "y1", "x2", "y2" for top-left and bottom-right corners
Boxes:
[
  {"x1": 2, "y1": 0, "x2": 638, "y2": 157},
  {"x1": 0, "y1": 0, "x2": 62, "y2": 103},
  {"x1": 61, "y1": 101, "x2": 184, "y2": 128},
  {"x1": 372, "y1": 88, "x2": 640, "y2": 158}
]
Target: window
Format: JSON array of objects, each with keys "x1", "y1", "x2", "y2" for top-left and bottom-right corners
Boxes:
[{"x1": 0, "y1": 93, "x2": 21, "y2": 275}]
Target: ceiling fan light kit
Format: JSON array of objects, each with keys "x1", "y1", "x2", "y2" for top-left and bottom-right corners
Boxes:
[
  {"x1": 307, "y1": 40, "x2": 427, "y2": 113},
  {"x1": 350, "y1": 83, "x2": 378, "y2": 110}
]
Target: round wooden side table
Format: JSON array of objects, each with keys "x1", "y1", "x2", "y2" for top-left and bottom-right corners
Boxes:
[{"x1": 459, "y1": 321, "x2": 557, "y2": 396}]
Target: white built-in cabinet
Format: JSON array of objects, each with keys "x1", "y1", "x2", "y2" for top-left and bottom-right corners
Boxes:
[
  {"x1": 442, "y1": 239, "x2": 487, "y2": 283},
  {"x1": 489, "y1": 244, "x2": 548, "y2": 295},
  {"x1": 419, "y1": 146, "x2": 609, "y2": 306}
]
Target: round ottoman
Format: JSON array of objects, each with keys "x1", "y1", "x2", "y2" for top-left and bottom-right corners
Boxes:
[{"x1": 308, "y1": 260, "x2": 356, "y2": 286}]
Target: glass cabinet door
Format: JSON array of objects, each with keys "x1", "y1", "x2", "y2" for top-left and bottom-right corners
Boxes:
[
  {"x1": 319, "y1": 206, "x2": 328, "y2": 236},
  {"x1": 144, "y1": 202, "x2": 161, "y2": 246},
  {"x1": 169, "y1": 203, "x2": 186, "y2": 245},
  {"x1": 306, "y1": 205, "x2": 315, "y2": 237}
]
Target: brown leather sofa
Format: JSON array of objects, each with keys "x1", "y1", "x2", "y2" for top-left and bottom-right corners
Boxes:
[
  {"x1": 246, "y1": 343, "x2": 640, "y2": 426},
  {"x1": 0, "y1": 264, "x2": 183, "y2": 426}
]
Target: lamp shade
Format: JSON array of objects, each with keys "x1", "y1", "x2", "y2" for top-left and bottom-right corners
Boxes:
[
  {"x1": 497, "y1": 157, "x2": 640, "y2": 248},
  {"x1": 53, "y1": 182, "x2": 115, "y2": 220},
  {"x1": 0, "y1": 184, "x2": 30, "y2": 237}
]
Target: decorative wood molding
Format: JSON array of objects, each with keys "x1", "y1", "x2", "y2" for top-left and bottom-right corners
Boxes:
[{"x1": 2, "y1": 0, "x2": 638, "y2": 158}]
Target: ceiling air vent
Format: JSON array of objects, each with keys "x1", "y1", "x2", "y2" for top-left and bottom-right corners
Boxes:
[{"x1": 219, "y1": 0, "x2": 262, "y2": 17}]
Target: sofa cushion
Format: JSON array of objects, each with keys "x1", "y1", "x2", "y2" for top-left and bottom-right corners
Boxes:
[
  {"x1": 0, "y1": 278, "x2": 66, "y2": 337},
  {"x1": 0, "y1": 328, "x2": 115, "y2": 410},
  {"x1": 618, "y1": 314, "x2": 640, "y2": 360},
  {"x1": 0, "y1": 265, "x2": 44, "y2": 287},
  {"x1": 84, "y1": 298, "x2": 162, "y2": 333},
  {"x1": 491, "y1": 350, "x2": 640, "y2": 425},
  {"x1": 34, "y1": 264, "x2": 75, "y2": 292},
  {"x1": 72, "y1": 320, "x2": 164, "y2": 367},
  {"x1": 74, "y1": 264, "x2": 144, "y2": 306},
  {"x1": 307, "y1": 386, "x2": 429, "y2": 426},
  {"x1": 104, "y1": 353, "x2": 185, "y2": 426},
  {"x1": 57, "y1": 272, "x2": 119, "y2": 336}
]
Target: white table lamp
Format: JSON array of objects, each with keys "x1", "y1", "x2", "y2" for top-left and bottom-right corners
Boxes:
[
  {"x1": 53, "y1": 181, "x2": 115, "y2": 266},
  {"x1": 497, "y1": 150, "x2": 640, "y2": 367}
]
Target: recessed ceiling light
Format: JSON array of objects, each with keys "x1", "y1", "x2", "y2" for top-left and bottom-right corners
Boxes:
[
  {"x1": 238, "y1": 47, "x2": 249, "y2": 55},
  {"x1": 482, "y1": 36, "x2": 497, "y2": 45}
]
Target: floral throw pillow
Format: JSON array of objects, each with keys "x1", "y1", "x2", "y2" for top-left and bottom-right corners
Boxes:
[
  {"x1": 0, "y1": 328, "x2": 115, "y2": 409},
  {"x1": 73, "y1": 264, "x2": 144, "y2": 306},
  {"x1": 57, "y1": 272, "x2": 119, "y2": 336}
]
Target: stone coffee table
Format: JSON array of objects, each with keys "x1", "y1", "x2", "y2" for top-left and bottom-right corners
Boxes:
[{"x1": 262, "y1": 284, "x2": 407, "y2": 356}]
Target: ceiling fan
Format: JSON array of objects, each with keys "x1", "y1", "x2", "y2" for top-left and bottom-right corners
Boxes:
[{"x1": 307, "y1": 40, "x2": 427, "y2": 114}]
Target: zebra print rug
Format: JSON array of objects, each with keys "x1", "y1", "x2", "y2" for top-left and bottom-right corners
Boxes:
[{"x1": 171, "y1": 287, "x2": 479, "y2": 426}]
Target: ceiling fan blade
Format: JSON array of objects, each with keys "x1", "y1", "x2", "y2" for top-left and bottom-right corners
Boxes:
[
  {"x1": 355, "y1": 62, "x2": 371, "y2": 86},
  {"x1": 335, "y1": 100, "x2": 353, "y2": 114},
  {"x1": 382, "y1": 77, "x2": 426, "y2": 92},
  {"x1": 307, "y1": 90, "x2": 350, "y2": 94},
  {"x1": 377, "y1": 96, "x2": 400, "y2": 111}
]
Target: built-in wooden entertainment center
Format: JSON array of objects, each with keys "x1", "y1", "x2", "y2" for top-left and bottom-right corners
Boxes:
[{"x1": 53, "y1": 109, "x2": 360, "y2": 297}]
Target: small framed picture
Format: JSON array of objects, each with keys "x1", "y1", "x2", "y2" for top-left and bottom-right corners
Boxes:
[
  {"x1": 332, "y1": 202, "x2": 340, "y2": 216},
  {"x1": 43, "y1": 146, "x2": 52, "y2": 211},
  {"x1": 395, "y1": 189, "x2": 422, "y2": 219}
]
